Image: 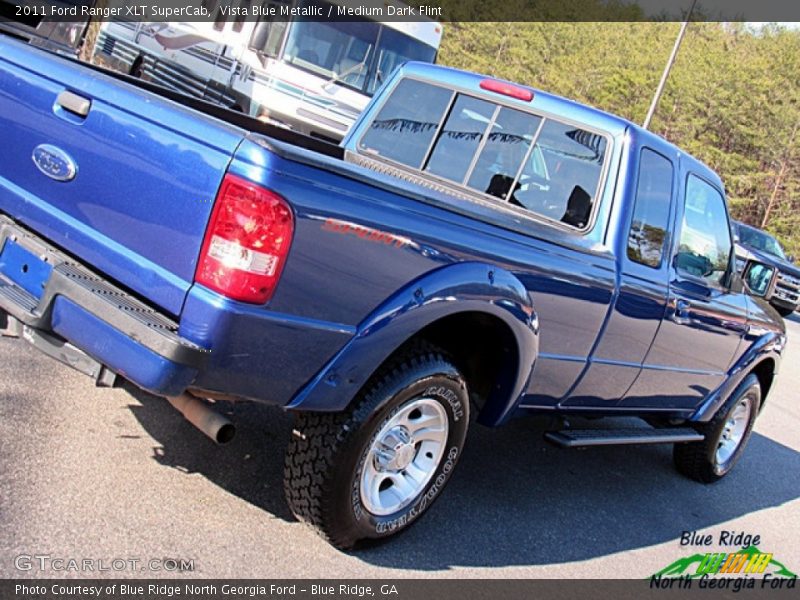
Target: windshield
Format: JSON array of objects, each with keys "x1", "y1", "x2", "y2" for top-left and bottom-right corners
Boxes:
[
  {"x1": 737, "y1": 223, "x2": 787, "y2": 260},
  {"x1": 366, "y1": 27, "x2": 438, "y2": 95},
  {"x1": 283, "y1": 3, "x2": 436, "y2": 96},
  {"x1": 284, "y1": 17, "x2": 379, "y2": 90}
]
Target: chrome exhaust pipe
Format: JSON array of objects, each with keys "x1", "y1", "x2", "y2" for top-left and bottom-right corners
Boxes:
[{"x1": 167, "y1": 394, "x2": 236, "y2": 445}]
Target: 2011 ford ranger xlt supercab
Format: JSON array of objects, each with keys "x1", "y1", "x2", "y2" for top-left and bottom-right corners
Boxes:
[{"x1": 0, "y1": 35, "x2": 786, "y2": 549}]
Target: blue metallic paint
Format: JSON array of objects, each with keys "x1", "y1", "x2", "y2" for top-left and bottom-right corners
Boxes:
[
  {"x1": 626, "y1": 154, "x2": 749, "y2": 411},
  {"x1": 691, "y1": 296, "x2": 785, "y2": 422},
  {"x1": 179, "y1": 284, "x2": 354, "y2": 405},
  {"x1": 286, "y1": 261, "x2": 538, "y2": 426},
  {"x1": 227, "y1": 135, "x2": 625, "y2": 417},
  {"x1": 0, "y1": 38, "x2": 244, "y2": 316},
  {"x1": 50, "y1": 297, "x2": 198, "y2": 396},
  {"x1": 0, "y1": 239, "x2": 53, "y2": 298},
  {"x1": 564, "y1": 131, "x2": 678, "y2": 408}
]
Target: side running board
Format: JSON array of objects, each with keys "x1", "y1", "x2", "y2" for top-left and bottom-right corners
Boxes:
[{"x1": 545, "y1": 427, "x2": 704, "y2": 448}]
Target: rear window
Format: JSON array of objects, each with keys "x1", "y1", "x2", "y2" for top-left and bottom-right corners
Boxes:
[
  {"x1": 358, "y1": 78, "x2": 609, "y2": 230},
  {"x1": 466, "y1": 106, "x2": 542, "y2": 199},
  {"x1": 425, "y1": 95, "x2": 496, "y2": 183},
  {"x1": 513, "y1": 120, "x2": 607, "y2": 229},
  {"x1": 359, "y1": 78, "x2": 453, "y2": 168}
]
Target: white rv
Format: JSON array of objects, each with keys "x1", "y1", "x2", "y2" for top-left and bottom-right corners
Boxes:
[{"x1": 93, "y1": 0, "x2": 442, "y2": 141}]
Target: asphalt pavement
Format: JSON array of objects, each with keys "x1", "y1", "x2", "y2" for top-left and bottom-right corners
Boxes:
[{"x1": 1, "y1": 314, "x2": 798, "y2": 579}]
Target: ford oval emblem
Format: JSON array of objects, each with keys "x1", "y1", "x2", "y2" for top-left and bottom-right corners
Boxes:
[{"x1": 32, "y1": 144, "x2": 77, "y2": 182}]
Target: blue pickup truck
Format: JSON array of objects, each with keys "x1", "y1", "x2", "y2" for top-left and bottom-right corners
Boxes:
[{"x1": 0, "y1": 36, "x2": 786, "y2": 549}]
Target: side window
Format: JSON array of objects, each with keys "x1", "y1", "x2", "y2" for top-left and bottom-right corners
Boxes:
[
  {"x1": 358, "y1": 79, "x2": 453, "y2": 168},
  {"x1": 675, "y1": 174, "x2": 732, "y2": 286},
  {"x1": 627, "y1": 149, "x2": 674, "y2": 268},
  {"x1": 514, "y1": 120, "x2": 607, "y2": 228}
]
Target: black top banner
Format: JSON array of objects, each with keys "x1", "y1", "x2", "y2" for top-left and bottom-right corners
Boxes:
[{"x1": 1, "y1": 0, "x2": 800, "y2": 23}]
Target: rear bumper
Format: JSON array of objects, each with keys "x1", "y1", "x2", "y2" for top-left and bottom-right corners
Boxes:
[{"x1": 0, "y1": 216, "x2": 209, "y2": 395}]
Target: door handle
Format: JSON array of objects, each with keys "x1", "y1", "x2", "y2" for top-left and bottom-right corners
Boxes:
[
  {"x1": 670, "y1": 298, "x2": 691, "y2": 325},
  {"x1": 55, "y1": 91, "x2": 91, "y2": 118}
]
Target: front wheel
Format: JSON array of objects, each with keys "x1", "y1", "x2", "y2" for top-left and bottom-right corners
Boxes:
[
  {"x1": 284, "y1": 345, "x2": 469, "y2": 549},
  {"x1": 673, "y1": 374, "x2": 760, "y2": 483}
]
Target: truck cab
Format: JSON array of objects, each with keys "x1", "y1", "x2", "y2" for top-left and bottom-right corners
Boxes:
[{"x1": 342, "y1": 63, "x2": 781, "y2": 416}]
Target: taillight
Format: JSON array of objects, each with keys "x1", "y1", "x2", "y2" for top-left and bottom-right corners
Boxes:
[{"x1": 195, "y1": 174, "x2": 293, "y2": 304}]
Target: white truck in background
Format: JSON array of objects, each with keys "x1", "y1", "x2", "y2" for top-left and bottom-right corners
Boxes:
[{"x1": 93, "y1": 0, "x2": 442, "y2": 142}]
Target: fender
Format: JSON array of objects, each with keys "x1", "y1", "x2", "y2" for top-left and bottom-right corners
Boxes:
[
  {"x1": 691, "y1": 326, "x2": 786, "y2": 422},
  {"x1": 287, "y1": 261, "x2": 538, "y2": 424}
]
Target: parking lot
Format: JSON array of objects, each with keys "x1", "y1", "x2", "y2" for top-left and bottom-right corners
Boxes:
[{"x1": 1, "y1": 314, "x2": 798, "y2": 579}]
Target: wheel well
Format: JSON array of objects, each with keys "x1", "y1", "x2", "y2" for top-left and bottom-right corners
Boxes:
[
  {"x1": 399, "y1": 312, "x2": 520, "y2": 422},
  {"x1": 751, "y1": 358, "x2": 775, "y2": 409}
]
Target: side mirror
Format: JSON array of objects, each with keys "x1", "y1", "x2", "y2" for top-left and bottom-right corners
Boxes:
[
  {"x1": 742, "y1": 262, "x2": 776, "y2": 299},
  {"x1": 787, "y1": 254, "x2": 795, "y2": 264}
]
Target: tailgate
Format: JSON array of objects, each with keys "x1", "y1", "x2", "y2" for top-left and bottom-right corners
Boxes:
[{"x1": 0, "y1": 37, "x2": 245, "y2": 315}]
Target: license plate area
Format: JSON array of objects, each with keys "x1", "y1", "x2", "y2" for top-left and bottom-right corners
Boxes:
[{"x1": 0, "y1": 238, "x2": 53, "y2": 299}]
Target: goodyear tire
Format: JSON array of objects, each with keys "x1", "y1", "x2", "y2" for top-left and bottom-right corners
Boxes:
[
  {"x1": 673, "y1": 373, "x2": 760, "y2": 483},
  {"x1": 284, "y1": 345, "x2": 469, "y2": 549}
]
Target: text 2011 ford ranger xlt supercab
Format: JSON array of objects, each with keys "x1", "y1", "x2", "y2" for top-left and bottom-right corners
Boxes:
[{"x1": 0, "y1": 36, "x2": 786, "y2": 548}]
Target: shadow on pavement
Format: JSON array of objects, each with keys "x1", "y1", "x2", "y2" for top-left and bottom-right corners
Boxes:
[
  {"x1": 126, "y1": 385, "x2": 800, "y2": 569},
  {"x1": 125, "y1": 384, "x2": 295, "y2": 522},
  {"x1": 358, "y1": 420, "x2": 800, "y2": 569}
]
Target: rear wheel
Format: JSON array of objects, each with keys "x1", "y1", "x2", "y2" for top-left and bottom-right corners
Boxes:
[
  {"x1": 673, "y1": 374, "x2": 760, "y2": 483},
  {"x1": 283, "y1": 345, "x2": 469, "y2": 549}
]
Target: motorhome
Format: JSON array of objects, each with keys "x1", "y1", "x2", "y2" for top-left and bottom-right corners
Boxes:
[
  {"x1": 0, "y1": 0, "x2": 95, "y2": 56},
  {"x1": 93, "y1": 0, "x2": 442, "y2": 141}
]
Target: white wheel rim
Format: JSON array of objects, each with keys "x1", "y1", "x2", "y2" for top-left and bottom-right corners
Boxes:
[
  {"x1": 360, "y1": 397, "x2": 449, "y2": 516},
  {"x1": 715, "y1": 399, "x2": 751, "y2": 466}
]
